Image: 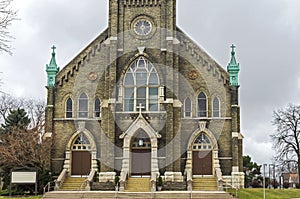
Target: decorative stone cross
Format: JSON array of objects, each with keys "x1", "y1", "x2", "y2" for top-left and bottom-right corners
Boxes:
[{"x1": 137, "y1": 103, "x2": 145, "y2": 115}]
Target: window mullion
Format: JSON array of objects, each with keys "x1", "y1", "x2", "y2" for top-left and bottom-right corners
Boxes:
[
  {"x1": 134, "y1": 86, "x2": 137, "y2": 112},
  {"x1": 146, "y1": 87, "x2": 149, "y2": 111}
]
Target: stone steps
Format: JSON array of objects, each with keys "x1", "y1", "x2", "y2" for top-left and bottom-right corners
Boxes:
[
  {"x1": 59, "y1": 177, "x2": 85, "y2": 191},
  {"x1": 43, "y1": 191, "x2": 236, "y2": 199},
  {"x1": 125, "y1": 178, "x2": 151, "y2": 192},
  {"x1": 193, "y1": 178, "x2": 218, "y2": 191}
]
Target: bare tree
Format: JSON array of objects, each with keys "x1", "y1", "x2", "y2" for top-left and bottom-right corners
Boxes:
[
  {"x1": 0, "y1": 93, "x2": 20, "y2": 122},
  {"x1": 0, "y1": 0, "x2": 17, "y2": 54},
  {"x1": 0, "y1": 94, "x2": 45, "y2": 129},
  {"x1": 0, "y1": 105, "x2": 49, "y2": 192},
  {"x1": 0, "y1": 71, "x2": 3, "y2": 93},
  {"x1": 0, "y1": 124, "x2": 50, "y2": 170},
  {"x1": 271, "y1": 104, "x2": 300, "y2": 181}
]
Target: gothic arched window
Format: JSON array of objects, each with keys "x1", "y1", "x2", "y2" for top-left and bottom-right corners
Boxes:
[
  {"x1": 78, "y1": 93, "x2": 88, "y2": 118},
  {"x1": 123, "y1": 57, "x2": 160, "y2": 112},
  {"x1": 72, "y1": 133, "x2": 92, "y2": 150},
  {"x1": 66, "y1": 98, "x2": 73, "y2": 118},
  {"x1": 184, "y1": 97, "x2": 192, "y2": 118},
  {"x1": 193, "y1": 133, "x2": 212, "y2": 151},
  {"x1": 213, "y1": 97, "x2": 220, "y2": 117},
  {"x1": 94, "y1": 98, "x2": 101, "y2": 118},
  {"x1": 197, "y1": 92, "x2": 207, "y2": 117}
]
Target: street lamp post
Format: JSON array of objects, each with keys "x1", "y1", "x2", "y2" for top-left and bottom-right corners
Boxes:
[
  {"x1": 269, "y1": 164, "x2": 271, "y2": 189},
  {"x1": 269, "y1": 164, "x2": 275, "y2": 189},
  {"x1": 263, "y1": 164, "x2": 267, "y2": 199}
]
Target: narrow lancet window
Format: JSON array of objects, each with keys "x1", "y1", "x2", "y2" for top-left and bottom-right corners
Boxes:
[
  {"x1": 197, "y1": 92, "x2": 207, "y2": 117},
  {"x1": 184, "y1": 97, "x2": 192, "y2": 118},
  {"x1": 78, "y1": 93, "x2": 88, "y2": 118},
  {"x1": 94, "y1": 98, "x2": 101, "y2": 118},
  {"x1": 66, "y1": 98, "x2": 73, "y2": 118},
  {"x1": 213, "y1": 97, "x2": 220, "y2": 117}
]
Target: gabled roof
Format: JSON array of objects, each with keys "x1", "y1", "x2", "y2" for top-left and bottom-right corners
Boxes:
[
  {"x1": 55, "y1": 26, "x2": 230, "y2": 87},
  {"x1": 55, "y1": 28, "x2": 109, "y2": 86}
]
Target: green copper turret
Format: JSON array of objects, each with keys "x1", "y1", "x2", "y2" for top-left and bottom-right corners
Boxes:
[
  {"x1": 46, "y1": 45, "x2": 59, "y2": 87},
  {"x1": 227, "y1": 44, "x2": 240, "y2": 86}
]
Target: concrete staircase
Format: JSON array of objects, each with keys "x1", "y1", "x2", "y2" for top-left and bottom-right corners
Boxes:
[
  {"x1": 125, "y1": 178, "x2": 151, "y2": 192},
  {"x1": 43, "y1": 191, "x2": 236, "y2": 199},
  {"x1": 59, "y1": 177, "x2": 85, "y2": 191},
  {"x1": 193, "y1": 177, "x2": 218, "y2": 191}
]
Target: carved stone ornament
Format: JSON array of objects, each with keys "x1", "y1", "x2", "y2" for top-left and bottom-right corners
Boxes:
[
  {"x1": 188, "y1": 70, "x2": 199, "y2": 80},
  {"x1": 78, "y1": 121, "x2": 86, "y2": 132},
  {"x1": 88, "y1": 72, "x2": 98, "y2": 81},
  {"x1": 199, "y1": 121, "x2": 207, "y2": 132}
]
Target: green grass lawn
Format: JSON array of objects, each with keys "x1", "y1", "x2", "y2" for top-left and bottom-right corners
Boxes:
[{"x1": 228, "y1": 188, "x2": 300, "y2": 199}]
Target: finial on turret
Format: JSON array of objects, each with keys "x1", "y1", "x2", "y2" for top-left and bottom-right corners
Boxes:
[
  {"x1": 227, "y1": 44, "x2": 240, "y2": 86},
  {"x1": 51, "y1": 45, "x2": 56, "y2": 54},
  {"x1": 46, "y1": 45, "x2": 59, "y2": 87},
  {"x1": 230, "y1": 44, "x2": 235, "y2": 54}
]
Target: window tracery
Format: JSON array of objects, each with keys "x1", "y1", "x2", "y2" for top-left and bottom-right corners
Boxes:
[{"x1": 124, "y1": 57, "x2": 160, "y2": 112}]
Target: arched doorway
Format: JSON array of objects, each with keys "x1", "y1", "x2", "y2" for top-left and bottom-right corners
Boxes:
[
  {"x1": 131, "y1": 130, "x2": 151, "y2": 176},
  {"x1": 71, "y1": 133, "x2": 92, "y2": 176},
  {"x1": 119, "y1": 114, "x2": 161, "y2": 183},
  {"x1": 192, "y1": 132, "x2": 213, "y2": 175}
]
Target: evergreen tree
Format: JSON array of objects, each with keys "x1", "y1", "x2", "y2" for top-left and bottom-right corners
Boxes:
[
  {"x1": 0, "y1": 107, "x2": 50, "y2": 193},
  {"x1": 0, "y1": 108, "x2": 30, "y2": 133},
  {"x1": 243, "y1": 155, "x2": 262, "y2": 188}
]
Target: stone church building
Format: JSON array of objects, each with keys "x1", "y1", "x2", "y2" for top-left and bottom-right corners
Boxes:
[{"x1": 45, "y1": 0, "x2": 244, "y2": 192}]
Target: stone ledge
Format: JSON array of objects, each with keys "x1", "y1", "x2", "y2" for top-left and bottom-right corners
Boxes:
[
  {"x1": 91, "y1": 182, "x2": 114, "y2": 191},
  {"x1": 163, "y1": 181, "x2": 186, "y2": 191},
  {"x1": 99, "y1": 172, "x2": 116, "y2": 183}
]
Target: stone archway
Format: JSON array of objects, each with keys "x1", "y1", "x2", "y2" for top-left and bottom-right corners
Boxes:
[
  {"x1": 185, "y1": 121, "x2": 221, "y2": 180},
  {"x1": 192, "y1": 132, "x2": 213, "y2": 175},
  {"x1": 119, "y1": 114, "x2": 161, "y2": 182},
  {"x1": 63, "y1": 122, "x2": 98, "y2": 175}
]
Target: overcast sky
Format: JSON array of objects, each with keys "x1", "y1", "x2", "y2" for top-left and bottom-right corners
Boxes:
[{"x1": 1, "y1": 0, "x2": 300, "y2": 165}]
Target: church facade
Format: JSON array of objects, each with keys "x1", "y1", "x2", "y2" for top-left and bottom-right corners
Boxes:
[{"x1": 45, "y1": 0, "x2": 244, "y2": 191}]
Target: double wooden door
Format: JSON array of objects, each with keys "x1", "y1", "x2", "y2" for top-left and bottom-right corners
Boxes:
[
  {"x1": 72, "y1": 151, "x2": 91, "y2": 175},
  {"x1": 192, "y1": 151, "x2": 212, "y2": 175},
  {"x1": 131, "y1": 149, "x2": 151, "y2": 176}
]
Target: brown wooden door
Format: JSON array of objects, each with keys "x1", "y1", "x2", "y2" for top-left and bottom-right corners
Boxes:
[
  {"x1": 72, "y1": 151, "x2": 91, "y2": 175},
  {"x1": 192, "y1": 151, "x2": 212, "y2": 175},
  {"x1": 131, "y1": 149, "x2": 151, "y2": 176}
]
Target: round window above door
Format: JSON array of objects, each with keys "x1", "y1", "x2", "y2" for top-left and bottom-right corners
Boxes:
[
  {"x1": 131, "y1": 16, "x2": 156, "y2": 39},
  {"x1": 134, "y1": 19, "x2": 152, "y2": 36}
]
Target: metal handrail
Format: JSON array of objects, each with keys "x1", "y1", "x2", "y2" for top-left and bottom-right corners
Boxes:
[
  {"x1": 77, "y1": 172, "x2": 90, "y2": 199},
  {"x1": 42, "y1": 182, "x2": 51, "y2": 198},
  {"x1": 220, "y1": 179, "x2": 239, "y2": 197},
  {"x1": 55, "y1": 169, "x2": 68, "y2": 190}
]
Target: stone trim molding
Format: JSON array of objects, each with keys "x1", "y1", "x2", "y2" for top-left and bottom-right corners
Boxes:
[
  {"x1": 124, "y1": 0, "x2": 161, "y2": 7},
  {"x1": 232, "y1": 132, "x2": 239, "y2": 138},
  {"x1": 219, "y1": 157, "x2": 233, "y2": 160},
  {"x1": 232, "y1": 132, "x2": 244, "y2": 139}
]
